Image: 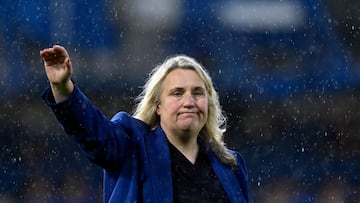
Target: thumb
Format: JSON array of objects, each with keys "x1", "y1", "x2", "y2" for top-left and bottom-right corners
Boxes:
[{"x1": 65, "y1": 57, "x2": 73, "y2": 72}]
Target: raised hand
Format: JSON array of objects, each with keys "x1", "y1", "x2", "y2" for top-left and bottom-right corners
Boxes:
[{"x1": 40, "y1": 45, "x2": 74, "y2": 102}]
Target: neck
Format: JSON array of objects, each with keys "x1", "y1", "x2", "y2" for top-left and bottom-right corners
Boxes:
[{"x1": 166, "y1": 131, "x2": 199, "y2": 164}]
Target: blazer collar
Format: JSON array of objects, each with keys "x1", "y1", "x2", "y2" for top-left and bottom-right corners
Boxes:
[
  {"x1": 145, "y1": 126, "x2": 173, "y2": 202},
  {"x1": 146, "y1": 127, "x2": 246, "y2": 203},
  {"x1": 208, "y1": 152, "x2": 246, "y2": 203}
]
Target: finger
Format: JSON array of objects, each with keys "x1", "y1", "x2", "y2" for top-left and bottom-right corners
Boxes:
[
  {"x1": 40, "y1": 45, "x2": 67, "y2": 58},
  {"x1": 40, "y1": 47, "x2": 57, "y2": 60},
  {"x1": 40, "y1": 48, "x2": 51, "y2": 58},
  {"x1": 53, "y1": 45, "x2": 69, "y2": 57},
  {"x1": 41, "y1": 50, "x2": 64, "y2": 65},
  {"x1": 40, "y1": 52, "x2": 57, "y2": 62},
  {"x1": 65, "y1": 57, "x2": 72, "y2": 69}
]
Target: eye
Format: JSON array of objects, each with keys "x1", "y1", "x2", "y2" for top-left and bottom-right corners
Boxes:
[
  {"x1": 193, "y1": 90, "x2": 205, "y2": 97},
  {"x1": 171, "y1": 90, "x2": 183, "y2": 97}
]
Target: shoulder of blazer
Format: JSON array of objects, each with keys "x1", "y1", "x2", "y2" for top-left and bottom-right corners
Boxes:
[
  {"x1": 111, "y1": 111, "x2": 150, "y2": 132},
  {"x1": 228, "y1": 149, "x2": 250, "y2": 203}
]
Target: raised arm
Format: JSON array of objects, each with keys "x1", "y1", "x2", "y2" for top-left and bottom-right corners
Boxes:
[{"x1": 40, "y1": 45, "x2": 74, "y2": 102}]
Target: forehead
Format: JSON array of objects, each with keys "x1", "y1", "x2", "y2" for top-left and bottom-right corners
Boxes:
[{"x1": 163, "y1": 69, "x2": 205, "y2": 89}]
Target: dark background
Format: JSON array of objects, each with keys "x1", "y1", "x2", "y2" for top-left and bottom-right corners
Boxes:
[{"x1": 1, "y1": 0, "x2": 360, "y2": 202}]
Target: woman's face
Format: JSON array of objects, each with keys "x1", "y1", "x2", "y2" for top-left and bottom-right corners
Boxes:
[{"x1": 157, "y1": 69, "x2": 208, "y2": 138}]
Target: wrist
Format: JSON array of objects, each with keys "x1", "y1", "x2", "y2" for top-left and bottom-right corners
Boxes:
[{"x1": 50, "y1": 80, "x2": 74, "y2": 102}]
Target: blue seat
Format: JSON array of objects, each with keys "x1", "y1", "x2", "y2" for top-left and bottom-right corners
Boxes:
[
  {"x1": 0, "y1": 1, "x2": 52, "y2": 96},
  {"x1": 71, "y1": 1, "x2": 119, "y2": 49},
  {"x1": 173, "y1": 0, "x2": 355, "y2": 100},
  {"x1": 0, "y1": 1, "x2": 120, "y2": 96}
]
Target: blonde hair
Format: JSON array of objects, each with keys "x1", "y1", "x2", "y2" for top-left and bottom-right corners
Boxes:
[{"x1": 133, "y1": 55, "x2": 236, "y2": 166}]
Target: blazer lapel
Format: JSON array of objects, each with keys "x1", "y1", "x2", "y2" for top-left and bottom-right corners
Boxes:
[
  {"x1": 145, "y1": 127, "x2": 173, "y2": 202},
  {"x1": 208, "y1": 152, "x2": 246, "y2": 203}
]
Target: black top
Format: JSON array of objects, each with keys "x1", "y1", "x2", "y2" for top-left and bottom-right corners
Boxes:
[{"x1": 169, "y1": 142, "x2": 231, "y2": 203}]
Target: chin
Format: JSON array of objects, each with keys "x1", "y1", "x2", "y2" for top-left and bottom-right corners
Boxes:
[{"x1": 179, "y1": 125, "x2": 200, "y2": 134}]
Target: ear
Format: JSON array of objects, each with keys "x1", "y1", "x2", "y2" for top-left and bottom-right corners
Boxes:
[{"x1": 156, "y1": 104, "x2": 161, "y2": 116}]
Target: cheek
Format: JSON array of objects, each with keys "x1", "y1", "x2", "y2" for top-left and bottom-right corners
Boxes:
[
  {"x1": 158, "y1": 101, "x2": 178, "y2": 117},
  {"x1": 199, "y1": 100, "x2": 209, "y2": 115}
]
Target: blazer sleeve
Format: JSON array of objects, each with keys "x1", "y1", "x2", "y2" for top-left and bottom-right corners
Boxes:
[{"x1": 42, "y1": 85, "x2": 133, "y2": 171}]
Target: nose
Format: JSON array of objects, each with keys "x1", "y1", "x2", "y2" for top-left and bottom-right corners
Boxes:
[{"x1": 183, "y1": 93, "x2": 195, "y2": 107}]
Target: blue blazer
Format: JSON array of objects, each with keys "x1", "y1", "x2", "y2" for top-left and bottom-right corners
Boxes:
[{"x1": 43, "y1": 86, "x2": 250, "y2": 203}]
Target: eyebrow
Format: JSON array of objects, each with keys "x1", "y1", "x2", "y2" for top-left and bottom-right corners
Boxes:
[{"x1": 168, "y1": 86, "x2": 206, "y2": 93}]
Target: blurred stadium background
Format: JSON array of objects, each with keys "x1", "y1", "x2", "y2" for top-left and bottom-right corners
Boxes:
[{"x1": 1, "y1": 0, "x2": 360, "y2": 202}]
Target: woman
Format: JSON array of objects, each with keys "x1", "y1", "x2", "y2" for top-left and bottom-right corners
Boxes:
[{"x1": 40, "y1": 45, "x2": 249, "y2": 202}]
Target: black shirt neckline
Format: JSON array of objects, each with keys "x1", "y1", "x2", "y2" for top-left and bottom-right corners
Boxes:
[{"x1": 168, "y1": 141, "x2": 231, "y2": 203}]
